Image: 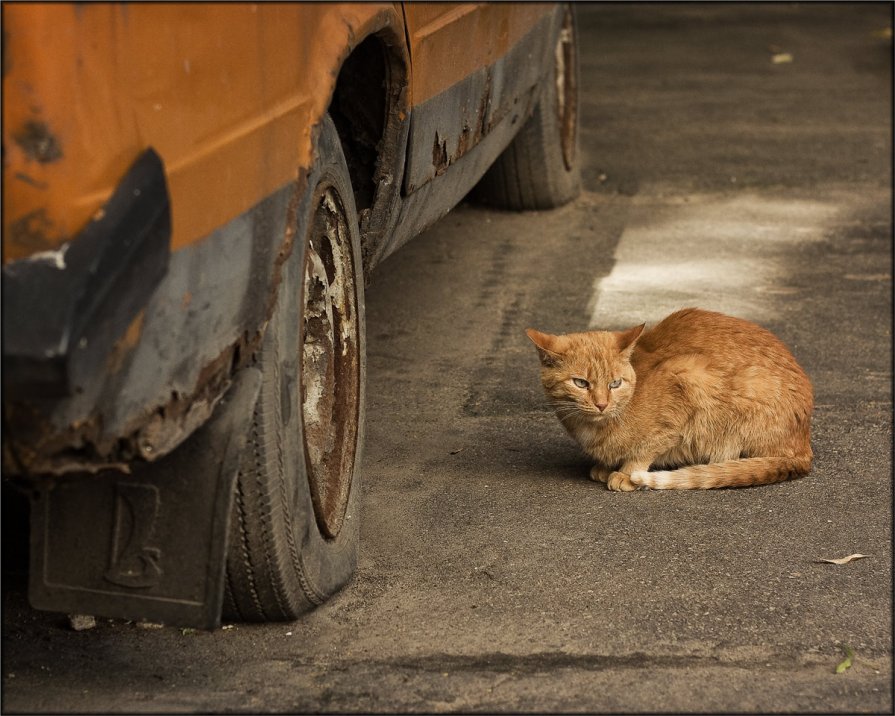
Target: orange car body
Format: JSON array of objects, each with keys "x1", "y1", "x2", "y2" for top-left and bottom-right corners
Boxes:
[
  {"x1": 4, "y1": 2, "x2": 551, "y2": 260},
  {"x1": 2, "y1": 2, "x2": 560, "y2": 475}
]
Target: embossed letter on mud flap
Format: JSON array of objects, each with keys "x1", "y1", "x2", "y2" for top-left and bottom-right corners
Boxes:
[{"x1": 28, "y1": 368, "x2": 261, "y2": 630}]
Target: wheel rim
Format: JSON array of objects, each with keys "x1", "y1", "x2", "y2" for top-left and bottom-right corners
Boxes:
[
  {"x1": 554, "y1": 6, "x2": 578, "y2": 171},
  {"x1": 300, "y1": 185, "x2": 360, "y2": 539}
]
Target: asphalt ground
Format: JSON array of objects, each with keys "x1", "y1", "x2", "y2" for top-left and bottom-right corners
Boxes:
[{"x1": 2, "y1": 3, "x2": 892, "y2": 713}]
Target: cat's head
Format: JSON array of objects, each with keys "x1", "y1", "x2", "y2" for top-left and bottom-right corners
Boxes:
[{"x1": 526, "y1": 324, "x2": 644, "y2": 422}]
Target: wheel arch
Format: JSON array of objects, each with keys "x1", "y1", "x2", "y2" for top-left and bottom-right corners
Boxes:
[{"x1": 327, "y1": 25, "x2": 410, "y2": 275}]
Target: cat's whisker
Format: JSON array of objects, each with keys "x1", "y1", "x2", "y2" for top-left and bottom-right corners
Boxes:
[
  {"x1": 552, "y1": 403, "x2": 597, "y2": 421},
  {"x1": 550, "y1": 400, "x2": 580, "y2": 413}
]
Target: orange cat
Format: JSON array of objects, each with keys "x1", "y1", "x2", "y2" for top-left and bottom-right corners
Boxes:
[{"x1": 527, "y1": 308, "x2": 813, "y2": 491}]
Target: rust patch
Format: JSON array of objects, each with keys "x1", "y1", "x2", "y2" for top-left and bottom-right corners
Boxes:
[
  {"x1": 13, "y1": 120, "x2": 63, "y2": 164},
  {"x1": 456, "y1": 122, "x2": 473, "y2": 158},
  {"x1": 106, "y1": 311, "x2": 145, "y2": 376},
  {"x1": 1, "y1": 325, "x2": 267, "y2": 476},
  {"x1": 134, "y1": 356, "x2": 231, "y2": 460},
  {"x1": 264, "y1": 167, "x2": 307, "y2": 322},
  {"x1": 9, "y1": 208, "x2": 58, "y2": 253},
  {"x1": 460, "y1": 68, "x2": 493, "y2": 158},
  {"x1": 428, "y1": 69, "x2": 493, "y2": 180},
  {"x1": 478, "y1": 68, "x2": 493, "y2": 137},
  {"x1": 181, "y1": 290, "x2": 192, "y2": 309},
  {"x1": 131, "y1": 325, "x2": 267, "y2": 462},
  {"x1": 1, "y1": 400, "x2": 119, "y2": 476},
  {"x1": 432, "y1": 132, "x2": 449, "y2": 175}
]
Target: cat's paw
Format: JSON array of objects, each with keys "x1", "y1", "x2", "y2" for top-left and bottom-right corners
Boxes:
[
  {"x1": 607, "y1": 471, "x2": 637, "y2": 492},
  {"x1": 589, "y1": 465, "x2": 612, "y2": 483}
]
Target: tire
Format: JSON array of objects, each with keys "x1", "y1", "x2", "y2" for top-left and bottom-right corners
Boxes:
[
  {"x1": 472, "y1": 4, "x2": 581, "y2": 210},
  {"x1": 223, "y1": 114, "x2": 365, "y2": 622}
]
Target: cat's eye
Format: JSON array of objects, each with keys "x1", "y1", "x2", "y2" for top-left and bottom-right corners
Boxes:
[
  {"x1": 609, "y1": 378, "x2": 622, "y2": 389},
  {"x1": 572, "y1": 377, "x2": 590, "y2": 389}
]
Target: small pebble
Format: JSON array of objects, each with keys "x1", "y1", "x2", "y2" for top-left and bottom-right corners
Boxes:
[{"x1": 68, "y1": 614, "x2": 96, "y2": 631}]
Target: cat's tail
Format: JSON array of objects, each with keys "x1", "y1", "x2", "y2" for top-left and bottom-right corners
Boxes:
[{"x1": 629, "y1": 455, "x2": 812, "y2": 490}]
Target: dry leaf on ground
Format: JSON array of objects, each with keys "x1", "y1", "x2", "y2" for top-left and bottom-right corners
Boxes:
[
  {"x1": 835, "y1": 644, "x2": 855, "y2": 674},
  {"x1": 817, "y1": 553, "x2": 868, "y2": 565}
]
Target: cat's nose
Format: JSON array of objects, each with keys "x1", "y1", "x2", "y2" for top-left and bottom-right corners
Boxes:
[{"x1": 595, "y1": 402, "x2": 608, "y2": 412}]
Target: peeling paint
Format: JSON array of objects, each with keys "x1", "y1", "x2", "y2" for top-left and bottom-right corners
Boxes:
[
  {"x1": 1, "y1": 327, "x2": 261, "y2": 476},
  {"x1": 13, "y1": 120, "x2": 63, "y2": 164},
  {"x1": 432, "y1": 132, "x2": 449, "y2": 174},
  {"x1": 106, "y1": 311, "x2": 145, "y2": 376},
  {"x1": 25, "y1": 243, "x2": 69, "y2": 270},
  {"x1": 402, "y1": 11, "x2": 552, "y2": 195},
  {"x1": 9, "y1": 208, "x2": 58, "y2": 253}
]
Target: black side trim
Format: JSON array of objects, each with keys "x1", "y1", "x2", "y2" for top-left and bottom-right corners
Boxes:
[{"x1": 2, "y1": 148, "x2": 171, "y2": 399}]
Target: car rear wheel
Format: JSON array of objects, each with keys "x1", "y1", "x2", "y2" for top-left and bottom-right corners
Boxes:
[
  {"x1": 223, "y1": 114, "x2": 364, "y2": 622},
  {"x1": 472, "y1": 4, "x2": 581, "y2": 210}
]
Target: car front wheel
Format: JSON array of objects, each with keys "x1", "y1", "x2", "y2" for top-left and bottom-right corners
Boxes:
[{"x1": 223, "y1": 114, "x2": 364, "y2": 622}]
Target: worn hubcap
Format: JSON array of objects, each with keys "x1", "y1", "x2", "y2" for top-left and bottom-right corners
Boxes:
[
  {"x1": 300, "y1": 186, "x2": 359, "y2": 539},
  {"x1": 554, "y1": 6, "x2": 578, "y2": 171}
]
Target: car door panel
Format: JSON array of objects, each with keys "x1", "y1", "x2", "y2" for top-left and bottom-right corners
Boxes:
[{"x1": 401, "y1": 2, "x2": 554, "y2": 193}]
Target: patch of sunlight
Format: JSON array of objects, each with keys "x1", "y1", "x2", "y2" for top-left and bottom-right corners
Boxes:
[{"x1": 587, "y1": 193, "x2": 839, "y2": 329}]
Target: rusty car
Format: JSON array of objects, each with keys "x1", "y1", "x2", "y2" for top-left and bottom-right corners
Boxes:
[{"x1": 1, "y1": 2, "x2": 580, "y2": 628}]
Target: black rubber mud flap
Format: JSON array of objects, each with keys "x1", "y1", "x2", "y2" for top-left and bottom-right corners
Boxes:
[{"x1": 27, "y1": 368, "x2": 261, "y2": 630}]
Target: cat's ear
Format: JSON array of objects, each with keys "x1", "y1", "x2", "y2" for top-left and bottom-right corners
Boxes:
[
  {"x1": 526, "y1": 329, "x2": 565, "y2": 367},
  {"x1": 616, "y1": 323, "x2": 645, "y2": 358}
]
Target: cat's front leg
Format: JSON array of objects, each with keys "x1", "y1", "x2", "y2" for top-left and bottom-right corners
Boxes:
[{"x1": 589, "y1": 464, "x2": 613, "y2": 483}]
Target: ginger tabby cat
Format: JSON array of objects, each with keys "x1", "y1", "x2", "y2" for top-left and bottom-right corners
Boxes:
[{"x1": 527, "y1": 308, "x2": 813, "y2": 491}]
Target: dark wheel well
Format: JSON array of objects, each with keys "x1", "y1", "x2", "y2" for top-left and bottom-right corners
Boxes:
[
  {"x1": 328, "y1": 32, "x2": 408, "y2": 272},
  {"x1": 329, "y1": 36, "x2": 387, "y2": 214}
]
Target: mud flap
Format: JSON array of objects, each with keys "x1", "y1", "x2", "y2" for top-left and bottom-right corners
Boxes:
[{"x1": 27, "y1": 368, "x2": 261, "y2": 630}]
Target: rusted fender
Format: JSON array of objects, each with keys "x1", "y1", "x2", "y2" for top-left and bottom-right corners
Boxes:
[{"x1": 1, "y1": 3, "x2": 408, "y2": 476}]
